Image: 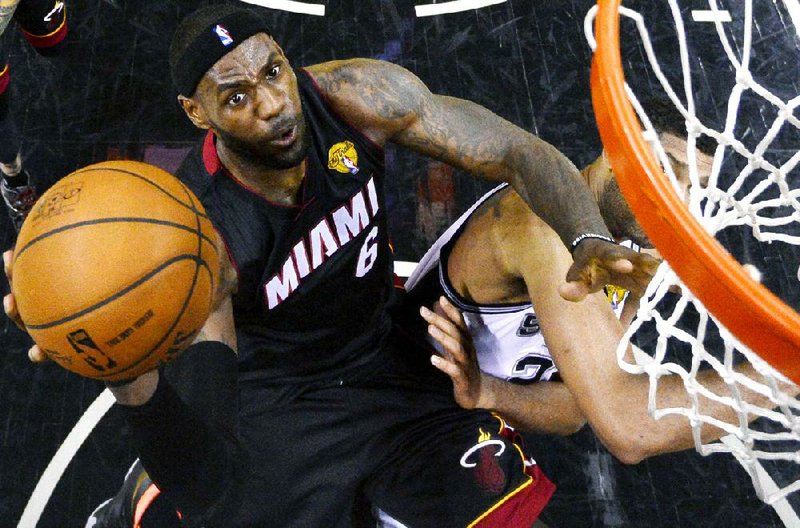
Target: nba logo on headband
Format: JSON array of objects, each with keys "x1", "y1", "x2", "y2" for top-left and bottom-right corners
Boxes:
[{"x1": 213, "y1": 24, "x2": 233, "y2": 46}]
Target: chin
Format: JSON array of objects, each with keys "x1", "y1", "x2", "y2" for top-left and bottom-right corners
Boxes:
[
  {"x1": 222, "y1": 133, "x2": 309, "y2": 170},
  {"x1": 268, "y1": 137, "x2": 311, "y2": 169}
]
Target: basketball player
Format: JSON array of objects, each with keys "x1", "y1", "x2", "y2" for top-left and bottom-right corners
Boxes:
[
  {"x1": 384, "y1": 105, "x2": 794, "y2": 526},
  {"x1": 0, "y1": 0, "x2": 67, "y2": 233},
  {"x1": 5, "y1": 5, "x2": 659, "y2": 527},
  {"x1": 399, "y1": 99, "x2": 781, "y2": 457}
]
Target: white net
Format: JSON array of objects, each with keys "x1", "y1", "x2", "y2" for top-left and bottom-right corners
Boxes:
[{"x1": 586, "y1": 0, "x2": 800, "y2": 508}]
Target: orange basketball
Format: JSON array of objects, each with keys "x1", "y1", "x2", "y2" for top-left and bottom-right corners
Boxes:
[{"x1": 10, "y1": 160, "x2": 220, "y2": 382}]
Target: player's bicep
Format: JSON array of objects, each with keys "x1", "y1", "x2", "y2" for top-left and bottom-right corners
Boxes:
[
  {"x1": 313, "y1": 58, "x2": 524, "y2": 181},
  {"x1": 391, "y1": 93, "x2": 526, "y2": 182}
]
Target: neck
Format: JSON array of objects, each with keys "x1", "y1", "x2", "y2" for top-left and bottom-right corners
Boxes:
[{"x1": 216, "y1": 140, "x2": 306, "y2": 206}]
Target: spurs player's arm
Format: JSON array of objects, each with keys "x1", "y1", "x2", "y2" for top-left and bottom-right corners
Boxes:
[
  {"x1": 429, "y1": 192, "x2": 795, "y2": 463},
  {"x1": 306, "y1": 59, "x2": 658, "y2": 300},
  {"x1": 426, "y1": 190, "x2": 586, "y2": 436},
  {"x1": 427, "y1": 299, "x2": 587, "y2": 436}
]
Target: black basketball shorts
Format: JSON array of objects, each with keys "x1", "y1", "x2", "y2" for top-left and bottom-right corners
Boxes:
[{"x1": 230, "y1": 329, "x2": 554, "y2": 527}]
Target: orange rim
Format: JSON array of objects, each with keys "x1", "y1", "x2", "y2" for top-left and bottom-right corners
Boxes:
[{"x1": 591, "y1": 0, "x2": 800, "y2": 384}]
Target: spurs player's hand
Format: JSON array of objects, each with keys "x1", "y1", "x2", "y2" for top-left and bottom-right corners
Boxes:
[
  {"x1": 422, "y1": 296, "x2": 492, "y2": 410},
  {"x1": 559, "y1": 238, "x2": 659, "y2": 302},
  {"x1": 3, "y1": 249, "x2": 46, "y2": 363}
]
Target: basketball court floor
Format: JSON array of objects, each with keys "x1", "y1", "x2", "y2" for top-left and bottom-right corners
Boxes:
[{"x1": 0, "y1": 0, "x2": 797, "y2": 526}]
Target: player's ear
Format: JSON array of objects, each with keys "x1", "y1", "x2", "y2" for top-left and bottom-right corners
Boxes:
[{"x1": 178, "y1": 95, "x2": 211, "y2": 130}]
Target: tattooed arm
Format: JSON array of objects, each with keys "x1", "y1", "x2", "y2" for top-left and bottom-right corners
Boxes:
[
  {"x1": 307, "y1": 59, "x2": 658, "y2": 298},
  {"x1": 308, "y1": 58, "x2": 603, "y2": 247},
  {"x1": 0, "y1": 0, "x2": 20, "y2": 37}
]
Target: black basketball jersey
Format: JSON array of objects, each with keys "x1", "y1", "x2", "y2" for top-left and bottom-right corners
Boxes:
[{"x1": 177, "y1": 69, "x2": 394, "y2": 385}]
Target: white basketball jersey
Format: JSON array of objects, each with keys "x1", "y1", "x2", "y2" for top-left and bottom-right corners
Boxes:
[
  {"x1": 405, "y1": 184, "x2": 559, "y2": 383},
  {"x1": 405, "y1": 185, "x2": 639, "y2": 384}
]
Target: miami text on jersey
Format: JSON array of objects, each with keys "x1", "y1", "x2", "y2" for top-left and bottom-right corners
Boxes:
[{"x1": 264, "y1": 176, "x2": 380, "y2": 309}]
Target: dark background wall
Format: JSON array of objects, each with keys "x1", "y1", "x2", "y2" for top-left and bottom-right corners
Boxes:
[{"x1": 0, "y1": 1, "x2": 795, "y2": 526}]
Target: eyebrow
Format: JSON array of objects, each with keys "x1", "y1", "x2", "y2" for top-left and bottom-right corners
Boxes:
[{"x1": 215, "y1": 51, "x2": 280, "y2": 93}]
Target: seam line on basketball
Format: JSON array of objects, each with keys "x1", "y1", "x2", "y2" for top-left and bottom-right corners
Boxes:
[
  {"x1": 25, "y1": 254, "x2": 210, "y2": 330},
  {"x1": 70, "y1": 166, "x2": 211, "y2": 219},
  {"x1": 15, "y1": 217, "x2": 218, "y2": 260},
  {"x1": 100, "y1": 251, "x2": 208, "y2": 378}
]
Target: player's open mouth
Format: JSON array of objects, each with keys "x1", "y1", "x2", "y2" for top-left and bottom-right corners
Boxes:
[{"x1": 270, "y1": 126, "x2": 297, "y2": 147}]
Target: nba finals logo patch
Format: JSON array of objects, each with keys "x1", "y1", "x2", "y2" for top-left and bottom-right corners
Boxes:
[
  {"x1": 604, "y1": 284, "x2": 629, "y2": 310},
  {"x1": 327, "y1": 140, "x2": 360, "y2": 175},
  {"x1": 213, "y1": 24, "x2": 234, "y2": 46}
]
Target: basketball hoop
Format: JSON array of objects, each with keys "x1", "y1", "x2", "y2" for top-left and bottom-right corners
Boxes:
[
  {"x1": 590, "y1": 0, "x2": 800, "y2": 384},
  {"x1": 586, "y1": 0, "x2": 800, "y2": 506}
]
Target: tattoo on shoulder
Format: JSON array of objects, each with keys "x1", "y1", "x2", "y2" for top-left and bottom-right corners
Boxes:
[{"x1": 315, "y1": 61, "x2": 424, "y2": 123}]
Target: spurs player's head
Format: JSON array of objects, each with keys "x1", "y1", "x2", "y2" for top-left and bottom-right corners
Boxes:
[{"x1": 582, "y1": 98, "x2": 715, "y2": 248}]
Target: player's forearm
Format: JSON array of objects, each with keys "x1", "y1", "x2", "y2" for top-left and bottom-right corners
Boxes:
[
  {"x1": 481, "y1": 375, "x2": 586, "y2": 435},
  {"x1": 560, "y1": 344, "x2": 794, "y2": 464},
  {"x1": 115, "y1": 345, "x2": 243, "y2": 521},
  {"x1": 626, "y1": 363, "x2": 798, "y2": 457},
  {"x1": 106, "y1": 370, "x2": 160, "y2": 406},
  {"x1": 506, "y1": 136, "x2": 611, "y2": 248}
]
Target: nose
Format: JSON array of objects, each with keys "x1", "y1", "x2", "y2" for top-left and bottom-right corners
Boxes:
[{"x1": 254, "y1": 83, "x2": 286, "y2": 121}]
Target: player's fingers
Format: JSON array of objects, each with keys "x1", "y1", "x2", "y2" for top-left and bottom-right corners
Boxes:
[
  {"x1": 28, "y1": 345, "x2": 48, "y2": 363},
  {"x1": 635, "y1": 252, "x2": 661, "y2": 275},
  {"x1": 436, "y1": 296, "x2": 467, "y2": 331},
  {"x1": 568, "y1": 257, "x2": 613, "y2": 296},
  {"x1": 3, "y1": 293, "x2": 25, "y2": 331},
  {"x1": 421, "y1": 305, "x2": 463, "y2": 342},
  {"x1": 3, "y1": 249, "x2": 12, "y2": 282},
  {"x1": 607, "y1": 257, "x2": 634, "y2": 274},
  {"x1": 558, "y1": 280, "x2": 590, "y2": 302},
  {"x1": 427, "y1": 321, "x2": 467, "y2": 362},
  {"x1": 2, "y1": 293, "x2": 13, "y2": 318},
  {"x1": 430, "y1": 354, "x2": 462, "y2": 381}
]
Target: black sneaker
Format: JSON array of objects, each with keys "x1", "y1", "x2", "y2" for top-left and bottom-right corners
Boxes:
[
  {"x1": 85, "y1": 460, "x2": 182, "y2": 528},
  {"x1": 1, "y1": 172, "x2": 38, "y2": 233}
]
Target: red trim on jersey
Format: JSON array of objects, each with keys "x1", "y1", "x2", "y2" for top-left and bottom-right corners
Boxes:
[
  {"x1": 470, "y1": 464, "x2": 555, "y2": 528},
  {"x1": 201, "y1": 130, "x2": 220, "y2": 175},
  {"x1": 22, "y1": 11, "x2": 68, "y2": 49},
  {"x1": 300, "y1": 69, "x2": 386, "y2": 153},
  {"x1": 133, "y1": 483, "x2": 162, "y2": 528},
  {"x1": 200, "y1": 130, "x2": 309, "y2": 209},
  {"x1": 0, "y1": 64, "x2": 9, "y2": 96},
  {"x1": 467, "y1": 414, "x2": 555, "y2": 527}
]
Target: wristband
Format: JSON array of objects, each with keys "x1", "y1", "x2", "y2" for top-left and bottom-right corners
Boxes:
[{"x1": 569, "y1": 233, "x2": 615, "y2": 254}]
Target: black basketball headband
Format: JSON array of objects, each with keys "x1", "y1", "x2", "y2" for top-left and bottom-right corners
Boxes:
[{"x1": 171, "y1": 9, "x2": 270, "y2": 96}]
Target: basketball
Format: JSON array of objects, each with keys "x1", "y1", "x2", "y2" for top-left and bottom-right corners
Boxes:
[{"x1": 10, "y1": 160, "x2": 220, "y2": 382}]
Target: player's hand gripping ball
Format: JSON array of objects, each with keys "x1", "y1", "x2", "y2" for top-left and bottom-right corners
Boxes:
[{"x1": 10, "y1": 161, "x2": 220, "y2": 381}]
